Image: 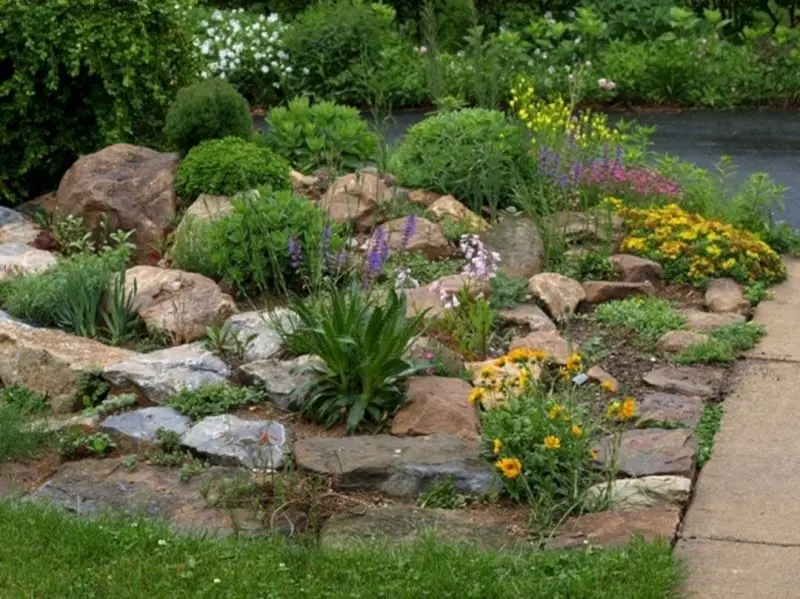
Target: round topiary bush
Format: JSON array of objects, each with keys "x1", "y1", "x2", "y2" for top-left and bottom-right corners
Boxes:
[
  {"x1": 164, "y1": 79, "x2": 253, "y2": 157},
  {"x1": 388, "y1": 108, "x2": 534, "y2": 212},
  {"x1": 174, "y1": 137, "x2": 291, "y2": 200},
  {"x1": 260, "y1": 97, "x2": 379, "y2": 173},
  {"x1": 0, "y1": 0, "x2": 196, "y2": 204}
]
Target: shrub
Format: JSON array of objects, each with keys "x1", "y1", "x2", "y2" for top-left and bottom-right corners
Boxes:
[
  {"x1": 0, "y1": 0, "x2": 196, "y2": 204},
  {"x1": 260, "y1": 98, "x2": 379, "y2": 173},
  {"x1": 185, "y1": 7, "x2": 290, "y2": 104},
  {"x1": 284, "y1": 285, "x2": 427, "y2": 433},
  {"x1": 283, "y1": 0, "x2": 398, "y2": 104},
  {"x1": 206, "y1": 188, "x2": 341, "y2": 297},
  {"x1": 389, "y1": 109, "x2": 534, "y2": 212},
  {"x1": 0, "y1": 248, "x2": 129, "y2": 334},
  {"x1": 613, "y1": 200, "x2": 787, "y2": 285},
  {"x1": 595, "y1": 296, "x2": 685, "y2": 350},
  {"x1": 167, "y1": 383, "x2": 264, "y2": 421},
  {"x1": 164, "y1": 79, "x2": 253, "y2": 157},
  {"x1": 174, "y1": 137, "x2": 291, "y2": 200}
]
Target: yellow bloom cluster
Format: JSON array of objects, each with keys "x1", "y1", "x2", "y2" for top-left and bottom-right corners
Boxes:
[
  {"x1": 606, "y1": 397, "x2": 638, "y2": 422},
  {"x1": 613, "y1": 200, "x2": 786, "y2": 285},
  {"x1": 510, "y1": 79, "x2": 626, "y2": 149}
]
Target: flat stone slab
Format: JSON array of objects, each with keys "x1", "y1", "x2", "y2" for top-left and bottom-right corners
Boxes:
[
  {"x1": 594, "y1": 428, "x2": 698, "y2": 478},
  {"x1": 101, "y1": 407, "x2": 190, "y2": 443},
  {"x1": 681, "y1": 308, "x2": 745, "y2": 332},
  {"x1": 587, "y1": 476, "x2": 692, "y2": 511},
  {"x1": 294, "y1": 434, "x2": 497, "y2": 497},
  {"x1": 240, "y1": 356, "x2": 318, "y2": 411},
  {"x1": 390, "y1": 376, "x2": 479, "y2": 441},
  {"x1": 499, "y1": 304, "x2": 556, "y2": 333},
  {"x1": 181, "y1": 415, "x2": 290, "y2": 470},
  {"x1": 28, "y1": 458, "x2": 262, "y2": 536},
  {"x1": 582, "y1": 280, "x2": 655, "y2": 304},
  {"x1": 320, "y1": 506, "x2": 522, "y2": 550},
  {"x1": 104, "y1": 343, "x2": 230, "y2": 403},
  {"x1": 547, "y1": 507, "x2": 680, "y2": 550},
  {"x1": 643, "y1": 365, "x2": 725, "y2": 399},
  {"x1": 636, "y1": 392, "x2": 705, "y2": 427},
  {"x1": 656, "y1": 330, "x2": 708, "y2": 355}
]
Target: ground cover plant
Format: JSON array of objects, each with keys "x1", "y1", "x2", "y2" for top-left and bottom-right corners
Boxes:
[{"x1": 595, "y1": 297, "x2": 685, "y2": 350}]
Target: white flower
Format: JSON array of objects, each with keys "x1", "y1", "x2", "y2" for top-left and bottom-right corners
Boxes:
[
  {"x1": 302, "y1": 67, "x2": 310, "y2": 75},
  {"x1": 158, "y1": 539, "x2": 167, "y2": 546},
  {"x1": 268, "y1": 13, "x2": 279, "y2": 24},
  {"x1": 212, "y1": 10, "x2": 223, "y2": 21},
  {"x1": 261, "y1": 65, "x2": 269, "y2": 74},
  {"x1": 214, "y1": 579, "x2": 221, "y2": 584},
  {"x1": 200, "y1": 41, "x2": 212, "y2": 56},
  {"x1": 542, "y1": 52, "x2": 548, "y2": 59},
  {"x1": 417, "y1": 45, "x2": 428, "y2": 55},
  {"x1": 206, "y1": 27, "x2": 216, "y2": 37},
  {"x1": 548, "y1": 66, "x2": 556, "y2": 75},
  {"x1": 574, "y1": 36, "x2": 582, "y2": 45},
  {"x1": 285, "y1": 66, "x2": 292, "y2": 74}
]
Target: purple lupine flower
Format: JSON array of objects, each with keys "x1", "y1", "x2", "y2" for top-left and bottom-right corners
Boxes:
[
  {"x1": 288, "y1": 235, "x2": 303, "y2": 270},
  {"x1": 365, "y1": 226, "x2": 389, "y2": 280},
  {"x1": 401, "y1": 214, "x2": 417, "y2": 250}
]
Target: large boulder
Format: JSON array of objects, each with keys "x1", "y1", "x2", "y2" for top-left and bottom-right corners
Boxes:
[
  {"x1": 391, "y1": 377, "x2": 479, "y2": 441},
  {"x1": 124, "y1": 266, "x2": 237, "y2": 344},
  {"x1": 528, "y1": 272, "x2": 586, "y2": 321},
  {"x1": 319, "y1": 172, "x2": 390, "y2": 231},
  {"x1": 0, "y1": 319, "x2": 133, "y2": 413},
  {"x1": 173, "y1": 194, "x2": 233, "y2": 238},
  {"x1": 56, "y1": 144, "x2": 178, "y2": 264},
  {"x1": 384, "y1": 216, "x2": 450, "y2": 260},
  {"x1": 103, "y1": 343, "x2": 231, "y2": 404},
  {"x1": 0, "y1": 243, "x2": 56, "y2": 281},
  {"x1": 222, "y1": 309, "x2": 297, "y2": 363},
  {"x1": 480, "y1": 216, "x2": 544, "y2": 278}
]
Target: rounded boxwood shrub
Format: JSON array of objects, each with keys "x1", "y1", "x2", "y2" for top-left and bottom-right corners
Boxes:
[
  {"x1": 174, "y1": 137, "x2": 291, "y2": 200},
  {"x1": 164, "y1": 79, "x2": 253, "y2": 156},
  {"x1": 260, "y1": 97, "x2": 379, "y2": 173},
  {"x1": 388, "y1": 108, "x2": 534, "y2": 211},
  {"x1": 0, "y1": 0, "x2": 196, "y2": 204}
]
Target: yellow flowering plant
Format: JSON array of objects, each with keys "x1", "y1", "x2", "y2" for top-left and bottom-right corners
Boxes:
[{"x1": 612, "y1": 200, "x2": 786, "y2": 285}]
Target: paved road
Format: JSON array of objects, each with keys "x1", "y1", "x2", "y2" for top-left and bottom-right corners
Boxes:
[{"x1": 678, "y1": 258, "x2": 800, "y2": 597}]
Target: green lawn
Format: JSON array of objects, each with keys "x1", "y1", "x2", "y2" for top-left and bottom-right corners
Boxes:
[{"x1": 0, "y1": 501, "x2": 682, "y2": 598}]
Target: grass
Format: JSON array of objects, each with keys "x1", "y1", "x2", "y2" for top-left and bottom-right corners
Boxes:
[
  {"x1": 0, "y1": 405, "x2": 51, "y2": 463},
  {"x1": 674, "y1": 322, "x2": 765, "y2": 365},
  {"x1": 696, "y1": 404, "x2": 724, "y2": 468},
  {"x1": 0, "y1": 501, "x2": 682, "y2": 598},
  {"x1": 595, "y1": 297, "x2": 685, "y2": 350}
]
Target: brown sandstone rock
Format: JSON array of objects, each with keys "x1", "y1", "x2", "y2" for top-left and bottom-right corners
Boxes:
[
  {"x1": 319, "y1": 172, "x2": 390, "y2": 231},
  {"x1": 528, "y1": 272, "x2": 586, "y2": 321},
  {"x1": 705, "y1": 277, "x2": 751, "y2": 316},
  {"x1": 384, "y1": 216, "x2": 450, "y2": 260},
  {"x1": 582, "y1": 280, "x2": 656, "y2": 304},
  {"x1": 391, "y1": 377, "x2": 478, "y2": 441},
  {"x1": 547, "y1": 507, "x2": 680, "y2": 550},
  {"x1": 610, "y1": 254, "x2": 663, "y2": 285},
  {"x1": 428, "y1": 195, "x2": 489, "y2": 231}
]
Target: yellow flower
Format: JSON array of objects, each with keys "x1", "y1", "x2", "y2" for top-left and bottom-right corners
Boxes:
[
  {"x1": 493, "y1": 356, "x2": 507, "y2": 367},
  {"x1": 622, "y1": 237, "x2": 647, "y2": 253},
  {"x1": 479, "y1": 365, "x2": 496, "y2": 380},
  {"x1": 606, "y1": 400, "x2": 621, "y2": 419},
  {"x1": 543, "y1": 435, "x2": 561, "y2": 450},
  {"x1": 600, "y1": 379, "x2": 616, "y2": 393},
  {"x1": 492, "y1": 438, "x2": 502, "y2": 456},
  {"x1": 495, "y1": 457, "x2": 522, "y2": 479},
  {"x1": 547, "y1": 404, "x2": 562, "y2": 420},
  {"x1": 621, "y1": 397, "x2": 637, "y2": 420},
  {"x1": 706, "y1": 244, "x2": 722, "y2": 258},
  {"x1": 721, "y1": 258, "x2": 737, "y2": 271},
  {"x1": 467, "y1": 387, "x2": 485, "y2": 406},
  {"x1": 590, "y1": 448, "x2": 599, "y2": 461},
  {"x1": 565, "y1": 353, "x2": 582, "y2": 373},
  {"x1": 571, "y1": 424, "x2": 583, "y2": 437}
]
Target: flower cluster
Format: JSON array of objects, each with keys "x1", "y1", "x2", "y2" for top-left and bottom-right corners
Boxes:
[
  {"x1": 187, "y1": 7, "x2": 297, "y2": 102},
  {"x1": 597, "y1": 77, "x2": 617, "y2": 91},
  {"x1": 460, "y1": 234, "x2": 501, "y2": 282},
  {"x1": 612, "y1": 200, "x2": 786, "y2": 285},
  {"x1": 510, "y1": 78, "x2": 628, "y2": 152}
]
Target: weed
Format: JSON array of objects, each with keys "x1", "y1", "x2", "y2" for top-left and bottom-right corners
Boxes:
[
  {"x1": 696, "y1": 404, "x2": 723, "y2": 468},
  {"x1": 167, "y1": 384, "x2": 264, "y2": 421},
  {"x1": 417, "y1": 477, "x2": 468, "y2": 509},
  {"x1": 488, "y1": 272, "x2": 529, "y2": 310},
  {"x1": 56, "y1": 429, "x2": 116, "y2": 460},
  {"x1": 562, "y1": 251, "x2": 617, "y2": 282},
  {"x1": 674, "y1": 322, "x2": 764, "y2": 365},
  {"x1": 203, "y1": 324, "x2": 256, "y2": 363},
  {"x1": 0, "y1": 405, "x2": 51, "y2": 462},
  {"x1": 73, "y1": 370, "x2": 110, "y2": 410},
  {"x1": 743, "y1": 281, "x2": 772, "y2": 305},
  {"x1": 102, "y1": 270, "x2": 141, "y2": 346},
  {"x1": 0, "y1": 385, "x2": 48, "y2": 416},
  {"x1": 595, "y1": 297, "x2": 685, "y2": 349}
]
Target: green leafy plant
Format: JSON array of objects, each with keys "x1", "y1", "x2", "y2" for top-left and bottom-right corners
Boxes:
[
  {"x1": 284, "y1": 284, "x2": 427, "y2": 433},
  {"x1": 696, "y1": 404, "x2": 723, "y2": 468},
  {"x1": 674, "y1": 322, "x2": 765, "y2": 365},
  {"x1": 206, "y1": 188, "x2": 340, "y2": 297},
  {"x1": 595, "y1": 297, "x2": 685, "y2": 349},
  {"x1": 386, "y1": 252, "x2": 464, "y2": 287},
  {"x1": 389, "y1": 108, "x2": 534, "y2": 213},
  {"x1": 743, "y1": 281, "x2": 771, "y2": 305},
  {"x1": 0, "y1": 0, "x2": 196, "y2": 204},
  {"x1": 102, "y1": 270, "x2": 141, "y2": 346},
  {"x1": 0, "y1": 405, "x2": 51, "y2": 463},
  {"x1": 439, "y1": 217, "x2": 479, "y2": 244},
  {"x1": 56, "y1": 429, "x2": 116, "y2": 460},
  {"x1": 417, "y1": 476, "x2": 468, "y2": 509},
  {"x1": 489, "y1": 272, "x2": 529, "y2": 310},
  {"x1": 260, "y1": 98, "x2": 379, "y2": 173},
  {"x1": 562, "y1": 251, "x2": 617, "y2": 282},
  {"x1": 430, "y1": 289, "x2": 499, "y2": 360},
  {"x1": 164, "y1": 79, "x2": 253, "y2": 156},
  {"x1": 0, "y1": 385, "x2": 48, "y2": 416},
  {"x1": 0, "y1": 247, "x2": 129, "y2": 334},
  {"x1": 174, "y1": 137, "x2": 291, "y2": 201},
  {"x1": 73, "y1": 370, "x2": 110, "y2": 410},
  {"x1": 203, "y1": 324, "x2": 256, "y2": 363},
  {"x1": 81, "y1": 394, "x2": 136, "y2": 418},
  {"x1": 167, "y1": 384, "x2": 264, "y2": 421},
  {"x1": 51, "y1": 215, "x2": 96, "y2": 256},
  {"x1": 169, "y1": 216, "x2": 221, "y2": 280}
]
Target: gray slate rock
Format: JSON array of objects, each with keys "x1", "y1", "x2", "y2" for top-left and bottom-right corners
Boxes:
[
  {"x1": 223, "y1": 308, "x2": 298, "y2": 362},
  {"x1": 480, "y1": 215, "x2": 545, "y2": 279},
  {"x1": 594, "y1": 428, "x2": 698, "y2": 478},
  {"x1": 294, "y1": 433, "x2": 498, "y2": 497},
  {"x1": 181, "y1": 415, "x2": 290, "y2": 470},
  {"x1": 104, "y1": 343, "x2": 230, "y2": 403},
  {"x1": 637, "y1": 392, "x2": 705, "y2": 428},
  {"x1": 101, "y1": 407, "x2": 191, "y2": 443},
  {"x1": 643, "y1": 365, "x2": 725, "y2": 399},
  {"x1": 240, "y1": 356, "x2": 319, "y2": 411}
]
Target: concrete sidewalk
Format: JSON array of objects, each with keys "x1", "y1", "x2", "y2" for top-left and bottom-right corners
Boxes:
[{"x1": 677, "y1": 259, "x2": 800, "y2": 598}]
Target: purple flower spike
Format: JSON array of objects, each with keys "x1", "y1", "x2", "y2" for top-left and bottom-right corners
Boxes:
[
  {"x1": 365, "y1": 226, "x2": 389, "y2": 280},
  {"x1": 401, "y1": 214, "x2": 417, "y2": 250},
  {"x1": 288, "y1": 235, "x2": 303, "y2": 270}
]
